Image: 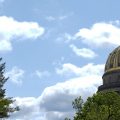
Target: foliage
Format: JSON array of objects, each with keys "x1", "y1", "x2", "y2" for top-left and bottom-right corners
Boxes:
[
  {"x1": 64, "y1": 117, "x2": 71, "y2": 120},
  {"x1": 66, "y1": 91, "x2": 120, "y2": 120},
  {"x1": 0, "y1": 58, "x2": 19, "y2": 118}
]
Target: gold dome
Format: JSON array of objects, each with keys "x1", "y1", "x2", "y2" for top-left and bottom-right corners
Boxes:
[{"x1": 105, "y1": 46, "x2": 120, "y2": 73}]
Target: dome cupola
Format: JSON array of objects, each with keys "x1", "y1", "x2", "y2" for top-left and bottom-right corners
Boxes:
[
  {"x1": 105, "y1": 46, "x2": 120, "y2": 73},
  {"x1": 98, "y1": 46, "x2": 120, "y2": 93}
]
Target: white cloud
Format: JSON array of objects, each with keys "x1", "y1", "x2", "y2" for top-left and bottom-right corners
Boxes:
[
  {"x1": 39, "y1": 75, "x2": 102, "y2": 120},
  {"x1": 10, "y1": 97, "x2": 43, "y2": 120},
  {"x1": 46, "y1": 16, "x2": 56, "y2": 21},
  {"x1": 35, "y1": 70, "x2": 50, "y2": 79},
  {"x1": 39, "y1": 63, "x2": 104, "y2": 119},
  {"x1": 11, "y1": 76, "x2": 102, "y2": 120},
  {"x1": 10, "y1": 63, "x2": 104, "y2": 120},
  {"x1": 46, "y1": 15, "x2": 67, "y2": 21},
  {"x1": 0, "y1": 16, "x2": 45, "y2": 52},
  {"x1": 0, "y1": 40, "x2": 12, "y2": 52},
  {"x1": 70, "y1": 44, "x2": 97, "y2": 58},
  {"x1": 58, "y1": 15, "x2": 67, "y2": 20},
  {"x1": 56, "y1": 63, "x2": 104, "y2": 77},
  {"x1": 56, "y1": 33, "x2": 73, "y2": 43},
  {"x1": 75, "y1": 22, "x2": 120, "y2": 46},
  {"x1": 6, "y1": 67, "x2": 25, "y2": 85}
]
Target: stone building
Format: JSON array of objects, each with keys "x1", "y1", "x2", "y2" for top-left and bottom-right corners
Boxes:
[{"x1": 98, "y1": 46, "x2": 120, "y2": 93}]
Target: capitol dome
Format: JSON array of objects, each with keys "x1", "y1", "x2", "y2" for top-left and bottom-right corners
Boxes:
[
  {"x1": 105, "y1": 46, "x2": 120, "y2": 73},
  {"x1": 98, "y1": 46, "x2": 120, "y2": 93}
]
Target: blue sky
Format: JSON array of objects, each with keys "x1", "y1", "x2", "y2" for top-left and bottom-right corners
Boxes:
[{"x1": 0, "y1": 0, "x2": 120, "y2": 119}]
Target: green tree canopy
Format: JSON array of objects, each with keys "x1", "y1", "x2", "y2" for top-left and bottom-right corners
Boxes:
[
  {"x1": 66, "y1": 91, "x2": 120, "y2": 120},
  {"x1": 0, "y1": 58, "x2": 19, "y2": 118}
]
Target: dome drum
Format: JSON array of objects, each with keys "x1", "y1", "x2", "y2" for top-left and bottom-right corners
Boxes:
[
  {"x1": 98, "y1": 84, "x2": 120, "y2": 92},
  {"x1": 98, "y1": 70, "x2": 120, "y2": 92}
]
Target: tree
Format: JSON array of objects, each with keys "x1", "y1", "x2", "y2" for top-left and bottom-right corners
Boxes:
[
  {"x1": 64, "y1": 117, "x2": 71, "y2": 120},
  {"x1": 0, "y1": 58, "x2": 19, "y2": 118},
  {"x1": 69, "y1": 91, "x2": 120, "y2": 120}
]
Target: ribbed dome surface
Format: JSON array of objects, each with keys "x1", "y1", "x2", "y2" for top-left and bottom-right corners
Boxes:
[{"x1": 105, "y1": 46, "x2": 120, "y2": 73}]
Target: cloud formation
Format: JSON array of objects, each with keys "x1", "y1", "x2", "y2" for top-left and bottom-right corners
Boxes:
[
  {"x1": 75, "y1": 22, "x2": 120, "y2": 46},
  {"x1": 11, "y1": 63, "x2": 104, "y2": 120},
  {"x1": 35, "y1": 70, "x2": 50, "y2": 79},
  {"x1": 10, "y1": 97, "x2": 41, "y2": 120},
  {"x1": 0, "y1": 16, "x2": 45, "y2": 52},
  {"x1": 56, "y1": 63, "x2": 104, "y2": 77},
  {"x1": 39, "y1": 75, "x2": 102, "y2": 120},
  {"x1": 46, "y1": 15, "x2": 68, "y2": 21},
  {"x1": 70, "y1": 44, "x2": 97, "y2": 58},
  {"x1": 6, "y1": 66, "x2": 25, "y2": 85}
]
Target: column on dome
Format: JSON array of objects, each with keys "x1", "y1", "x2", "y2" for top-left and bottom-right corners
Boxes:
[
  {"x1": 118, "y1": 52, "x2": 120, "y2": 67},
  {"x1": 105, "y1": 53, "x2": 112, "y2": 72}
]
